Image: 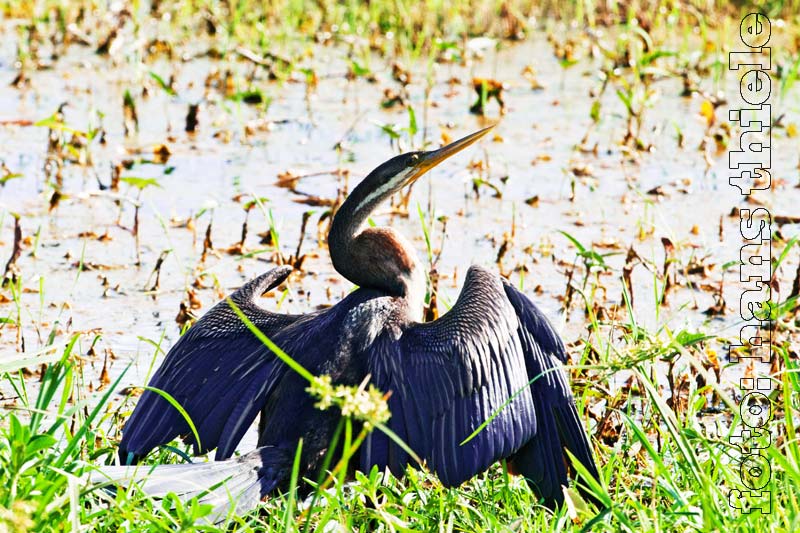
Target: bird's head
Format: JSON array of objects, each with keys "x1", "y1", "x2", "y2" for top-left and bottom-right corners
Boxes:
[
  {"x1": 356, "y1": 125, "x2": 495, "y2": 209},
  {"x1": 329, "y1": 124, "x2": 495, "y2": 302}
]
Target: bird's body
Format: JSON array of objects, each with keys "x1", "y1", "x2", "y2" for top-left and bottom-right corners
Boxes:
[{"x1": 107, "y1": 127, "x2": 599, "y2": 518}]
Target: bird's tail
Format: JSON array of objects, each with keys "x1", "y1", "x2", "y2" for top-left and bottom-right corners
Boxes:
[{"x1": 91, "y1": 447, "x2": 292, "y2": 521}]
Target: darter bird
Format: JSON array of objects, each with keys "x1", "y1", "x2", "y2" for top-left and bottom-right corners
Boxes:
[{"x1": 100, "y1": 126, "x2": 600, "y2": 517}]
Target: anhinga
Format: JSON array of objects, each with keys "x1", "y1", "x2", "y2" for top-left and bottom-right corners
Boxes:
[{"x1": 103, "y1": 126, "x2": 600, "y2": 517}]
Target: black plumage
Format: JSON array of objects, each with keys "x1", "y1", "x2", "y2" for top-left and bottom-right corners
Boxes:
[{"x1": 112, "y1": 127, "x2": 600, "y2": 516}]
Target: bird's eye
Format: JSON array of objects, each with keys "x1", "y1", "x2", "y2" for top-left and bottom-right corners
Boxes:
[{"x1": 409, "y1": 154, "x2": 420, "y2": 165}]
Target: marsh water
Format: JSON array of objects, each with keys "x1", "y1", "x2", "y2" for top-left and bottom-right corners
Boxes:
[{"x1": 1, "y1": 23, "x2": 798, "y2": 450}]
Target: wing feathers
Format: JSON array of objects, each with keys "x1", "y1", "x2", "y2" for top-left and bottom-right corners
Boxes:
[
  {"x1": 503, "y1": 281, "x2": 599, "y2": 506},
  {"x1": 120, "y1": 267, "x2": 297, "y2": 461},
  {"x1": 365, "y1": 265, "x2": 597, "y2": 503},
  {"x1": 366, "y1": 266, "x2": 536, "y2": 486}
]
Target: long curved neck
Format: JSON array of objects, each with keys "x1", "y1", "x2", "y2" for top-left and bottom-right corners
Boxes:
[
  {"x1": 328, "y1": 177, "x2": 383, "y2": 272},
  {"x1": 328, "y1": 176, "x2": 424, "y2": 306}
]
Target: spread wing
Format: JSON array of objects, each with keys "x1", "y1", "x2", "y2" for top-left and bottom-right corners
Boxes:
[
  {"x1": 363, "y1": 265, "x2": 597, "y2": 506},
  {"x1": 502, "y1": 276, "x2": 599, "y2": 507},
  {"x1": 120, "y1": 266, "x2": 299, "y2": 462}
]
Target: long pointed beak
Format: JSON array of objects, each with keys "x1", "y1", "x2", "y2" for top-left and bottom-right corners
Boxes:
[{"x1": 408, "y1": 125, "x2": 495, "y2": 183}]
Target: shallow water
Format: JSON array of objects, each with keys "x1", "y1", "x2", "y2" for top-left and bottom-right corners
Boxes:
[{"x1": 1, "y1": 26, "x2": 798, "y2": 451}]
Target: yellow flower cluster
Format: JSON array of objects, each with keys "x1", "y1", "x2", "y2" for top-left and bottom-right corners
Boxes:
[{"x1": 307, "y1": 375, "x2": 391, "y2": 429}]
